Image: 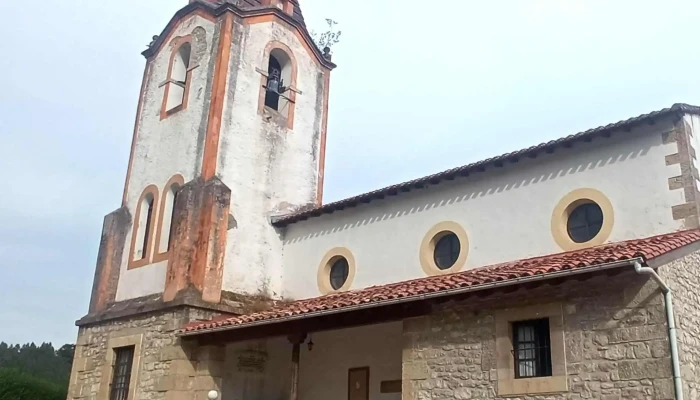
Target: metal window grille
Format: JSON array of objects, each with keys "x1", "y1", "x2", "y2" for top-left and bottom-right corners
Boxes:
[
  {"x1": 512, "y1": 319, "x2": 552, "y2": 379},
  {"x1": 110, "y1": 346, "x2": 135, "y2": 400}
]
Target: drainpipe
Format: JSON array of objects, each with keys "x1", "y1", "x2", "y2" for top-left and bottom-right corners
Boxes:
[{"x1": 633, "y1": 261, "x2": 683, "y2": 400}]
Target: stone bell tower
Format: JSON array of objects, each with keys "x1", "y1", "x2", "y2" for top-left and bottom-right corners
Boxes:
[{"x1": 84, "y1": 0, "x2": 335, "y2": 322}]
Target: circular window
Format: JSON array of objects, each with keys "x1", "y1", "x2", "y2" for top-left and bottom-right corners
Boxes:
[
  {"x1": 329, "y1": 257, "x2": 349, "y2": 290},
  {"x1": 420, "y1": 222, "x2": 469, "y2": 276},
  {"x1": 433, "y1": 233, "x2": 461, "y2": 270},
  {"x1": 551, "y1": 188, "x2": 614, "y2": 251},
  {"x1": 317, "y1": 248, "x2": 356, "y2": 294},
  {"x1": 567, "y1": 202, "x2": 603, "y2": 243}
]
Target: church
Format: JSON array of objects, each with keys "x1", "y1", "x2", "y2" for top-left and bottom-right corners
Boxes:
[{"x1": 68, "y1": 1, "x2": 700, "y2": 400}]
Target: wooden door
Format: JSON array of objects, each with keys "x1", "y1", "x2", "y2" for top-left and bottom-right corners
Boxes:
[{"x1": 348, "y1": 367, "x2": 370, "y2": 400}]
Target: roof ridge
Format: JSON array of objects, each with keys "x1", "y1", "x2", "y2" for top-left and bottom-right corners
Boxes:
[{"x1": 273, "y1": 103, "x2": 700, "y2": 227}]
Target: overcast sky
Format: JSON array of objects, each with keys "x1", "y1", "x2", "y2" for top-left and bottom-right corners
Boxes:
[{"x1": 2, "y1": 0, "x2": 700, "y2": 346}]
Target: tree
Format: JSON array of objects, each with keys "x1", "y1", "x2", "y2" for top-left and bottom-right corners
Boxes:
[
  {"x1": 310, "y1": 19, "x2": 342, "y2": 55},
  {"x1": 56, "y1": 344, "x2": 75, "y2": 365},
  {"x1": 0, "y1": 341, "x2": 74, "y2": 393},
  {"x1": 0, "y1": 368, "x2": 66, "y2": 400}
]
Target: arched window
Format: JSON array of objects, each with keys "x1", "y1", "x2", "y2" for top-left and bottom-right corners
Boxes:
[
  {"x1": 129, "y1": 186, "x2": 159, "y2": 269},
  {"x1": 264, "y1": 55, "x2": 283, "y2": 110},
  {"x1": 154, "y1": 175, "x2": 185, "y2": 262},
  {"x1": 259, "y1": 43, "x2": 297, "y2": 128},
  {"x1": 136, "y1": 194, "x2": 154, "y2": 260},
  {"x1": 161, "y1": 41, "x2": 192, "y2": 118}
]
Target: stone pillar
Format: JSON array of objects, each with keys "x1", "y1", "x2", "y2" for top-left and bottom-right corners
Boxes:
[
  {"x1": 288, "y1": 335, "x2": 305, "y2": 400},
  {"x1": 88, "y1": 207, "x2": 131, "y2": 313},
  {"x1": 161, "y1": 343, "x2": 225, "y2": 400},
  {"x1": 164, "y1": 177, "x2": 231, "y2": 303},
  {"x1": 401, "y1": 317, "x2": 429, "y2": 400}
]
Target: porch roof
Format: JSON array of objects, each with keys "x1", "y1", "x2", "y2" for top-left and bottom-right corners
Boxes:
[{"x1": 179, "y1": 229, "x2": 700, "y2": 337}]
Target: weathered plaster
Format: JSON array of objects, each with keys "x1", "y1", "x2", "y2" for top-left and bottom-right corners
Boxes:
[
  {"x1": 283, "y1": 120, "x2": 684, "y2": 299},
  {"x1": 116, "y1": 260, "x2": 168, "y2": 302},
  {"x1": 217, "y1": 20, "x2": 327, "y2": 297},
  {"x1": 89, "y1": 207, "x2": 132, "y2": 312},
  {"x1": 116, "y1": 15, "x2": 218, "y2": 301},
  {"x1": 164, "y1": 177, "x2": 231, "y2": 303}
]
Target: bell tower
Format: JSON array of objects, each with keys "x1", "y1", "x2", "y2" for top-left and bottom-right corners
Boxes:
[{"x1": 85, "y1": 0, "x2": 335, "y2": 319}]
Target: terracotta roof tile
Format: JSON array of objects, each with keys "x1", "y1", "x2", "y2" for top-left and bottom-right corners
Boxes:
[{"x1": 180, "y1": 229, "x2": 700, "y2": 335}]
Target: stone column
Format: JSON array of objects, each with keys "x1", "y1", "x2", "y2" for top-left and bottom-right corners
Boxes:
[
  {"x1": 288, "y1": 334, "x2": 307, "y2": 400},
  {"x1": 88, "y1": 207, "x2": 131, "y2": 313},
  {"x1": 160, "y1": 343, "x2": 225, "y2": 400},
  {"x1": 164, "y1": 177, "x2": 231, "y2": 303}
]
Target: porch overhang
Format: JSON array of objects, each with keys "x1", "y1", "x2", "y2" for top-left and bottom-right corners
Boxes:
[{"x1": 178, "y1": 229, "x2": 700, "y2": 343}]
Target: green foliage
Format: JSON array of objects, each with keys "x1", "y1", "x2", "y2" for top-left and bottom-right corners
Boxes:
[
  {"x1": 0, "y1": 368, "x2": 66, "y2": 400},
  {"x1": 310, "y1": 19, "x2": 342, "y2": 53},
  {"x1": 0, "y1": 342, "x2": 74, "y2": 400}
]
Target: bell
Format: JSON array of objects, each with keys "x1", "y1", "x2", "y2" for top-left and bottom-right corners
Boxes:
[{"x1": 266, "y1": 76, "x2": 281, "y2": 94}]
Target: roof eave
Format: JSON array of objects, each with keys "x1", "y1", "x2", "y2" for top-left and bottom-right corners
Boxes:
[
  {"x1": 272, "y1": 103, "x2": 700, "y2": 227},
  {"x1": 178, "y1": 257, "x2": 641, "y2": 337}
]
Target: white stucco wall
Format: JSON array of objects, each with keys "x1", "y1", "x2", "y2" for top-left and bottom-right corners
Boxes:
[
  {"x1": 282, "y1": 120, "x2": 685, "y2": 300},
  {"x1": 222, "y1": 322, "x2": 402, "y2": 400},
  {"x1": 217, "y1": 21, "x2": 326, "y2": 297},
  {"x1": 116, "y1": 15, "x2": 217, "y2": 301},
  {"x1": 115, "y1": 260, "x2": 168, "y2": 301},
  {"x1": 300, "y1": 323, "x2": 402, "y2": 400}
]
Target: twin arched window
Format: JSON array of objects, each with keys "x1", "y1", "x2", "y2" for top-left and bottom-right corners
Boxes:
[
  {"x1": 129, "y1": 175, "x2": 185, "y2": 269},
  {"x1": 161, "y1": 41, "x2": 193, "y2": 119}
]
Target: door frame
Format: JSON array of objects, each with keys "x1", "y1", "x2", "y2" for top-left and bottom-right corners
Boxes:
[{"x1": 347, "y1": 367, "x2": 370, "y2": 400}]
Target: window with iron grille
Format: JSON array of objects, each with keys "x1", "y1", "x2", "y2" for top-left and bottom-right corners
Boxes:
[
  {"x1": 110, "y1": 346, "x2": 135, "y2": 400},
  {"x1": 512, "y1": 319, "x2": 552, "y2": 379}
]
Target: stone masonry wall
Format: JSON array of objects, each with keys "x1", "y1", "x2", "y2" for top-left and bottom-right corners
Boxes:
[
  {"x1": 68, "y1": 307, "x2": 223, "y2": 400},
  {"x1": 660, "y1": 250, "x2": 700, "y2": 400},
  {"x1": 402, "y1": 271, "x2": 675, "y2": 400}
]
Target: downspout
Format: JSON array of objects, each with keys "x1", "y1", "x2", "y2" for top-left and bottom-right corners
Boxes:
[{"x1": 633, "y1": 261, "x2": 683, "y2": 400}]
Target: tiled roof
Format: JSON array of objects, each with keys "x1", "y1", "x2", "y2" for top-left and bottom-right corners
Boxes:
[
  {"x1": 273, "y1": 103, "x2": 700, "y2": 227},
  {"x1": 204, "y1": 0, "x2": 305, "y2": 26},
  {"x1": 180, "y1": 229, "x2": 700, "y2": 335},
  {"x1": 144, "y1": 1, "x2": 338, "y2": 69}
]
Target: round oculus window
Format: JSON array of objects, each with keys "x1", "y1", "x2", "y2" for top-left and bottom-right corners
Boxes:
[
  {"x1": 567, "y1": 202, "x2": 604, "y2": 243},
  {"x1": 329, "y1": 257, "x2": 349, "y2": 290},
  {"x1": 433, "y1": 232, "x2": 461, "y2": 270}
]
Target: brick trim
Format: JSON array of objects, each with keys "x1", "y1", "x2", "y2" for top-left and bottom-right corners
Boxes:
[{"x1": 160, "y1": 36, "x2": 195, "y2": 120}]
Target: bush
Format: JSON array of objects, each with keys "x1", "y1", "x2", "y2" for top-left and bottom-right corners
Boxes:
[{"x1": 0, "y1": 368, "x2": 67, "y2": 400}]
